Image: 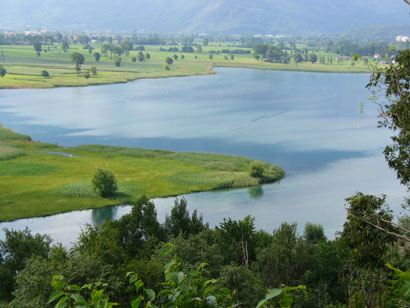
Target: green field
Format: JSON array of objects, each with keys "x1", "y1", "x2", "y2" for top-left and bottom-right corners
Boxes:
[
  {"x1": 0, "y1": 125, "x2": 284, "y2": 221},
  {"x1": 0, "y1": 44, "x2": 378, "y2": 88}
]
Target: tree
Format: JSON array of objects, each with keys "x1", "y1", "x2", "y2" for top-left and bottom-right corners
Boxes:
[
  {"x1": 367, "y1": 49, "x2": 410, "y2": 187},
  {"x1": 33, "y1": 42, "x2": 42, "y2": 56},
  {"x1": 131, "y1": 56, "x2": 137, "y2": 62},
  {"x1": 257, "y1": 223, "x2": 304, "y2": 288},
  {"x1": 309, "y1": 53, "x2": 318, "y2": 63},
  {"x1": 165, "y1": 57, "x2": 173, "y2": 65},
  {"x1": 218, "y1": 265, "x2": 265, "y2": 307},
  {"x1": 294, "y1": 53, "x2": 303, "y2": 65},
  {"x1": 173, "y1": 54, "x2": 178, "y2": 60},
  {"x1": 114, "y1": 56, "x2": 122, "y2": 67},
  {"x1": 340, "y1": 193, "x2": 398, "y2": 308},
  {"x1": 61, "y1": 41, "x2": 69, "y2": 52},
  {"x1": 84, "y1": 70, "x2": 90, "y2": 79},
  {"x1": 303, "y1": 223, "x2": 326, "y2": 244},
  {"x1": 70, "y1": 52, "x2": 85, "y2": 74},
  {"x1": 121, "y1": 40, "x2": 133, "y2": 56},
  {"x1": 90, "y1": 66, "x2": 97, "y2": 75},
  {"x1": 0, "y1": 65, "x2": 6, "y2": 78},
  {"x1": 216, "y1": 216, "x2": 257, "y2": 266},
  {"x1": 138, "y1": 51, "x2": 145, "y2": 62},
  {"x1": 101, "y1": 43, "x2": 110, "y2": 57},
  {"x1": 0, "y1": 228, "x2": 51, "y2": 301},
  {"x1": 40, "y1": 70, "x2": 49, "y2": 77},
  {"x1": 164, "y1": 198, "x2": 205, "y2": 238},
  {"x1": 92, "y1": 168, "x2": 117, "y2": 198},
  {"x1": 145, "y1": 53, "x2": 151, "y2": 60},
  {"x1": 93, "y1": 52, "x2": 101, "y2": 61}
]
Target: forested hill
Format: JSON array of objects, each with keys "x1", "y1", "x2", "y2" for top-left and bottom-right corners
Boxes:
[{"x1": 0, "y1": 0, "x2": 409, "y2": 35}]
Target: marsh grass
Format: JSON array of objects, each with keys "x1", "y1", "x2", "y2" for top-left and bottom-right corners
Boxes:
[
  {"x1": 0, "y1": 125, "x2": 284, "y2": 221},
  {"x1": 76, "y1": 144, "x2": 172, "y2": 158},
  {"x1": 0, "y1": 161, "x2": 60, "y2": 176},
  {"x1": 56, "y1": 180, "x2": 143, "y2": 199},
  {"x1": 166, "y1": 171, "x2": 259, "y2": 190},
  {"x1": 0, "y1": 144, "x2": 25, "y2": 160}
]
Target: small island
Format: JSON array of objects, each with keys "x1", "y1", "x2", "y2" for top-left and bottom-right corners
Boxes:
[{"x1": 0, "y1": 124, "x2": 284, "y2": 221}]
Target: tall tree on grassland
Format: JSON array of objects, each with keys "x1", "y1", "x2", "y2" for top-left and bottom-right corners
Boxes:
[{"x1": 70, "y1": 52, "x2": 85, "y2": 74}]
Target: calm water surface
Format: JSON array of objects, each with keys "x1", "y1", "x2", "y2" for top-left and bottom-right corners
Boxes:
[{"x1": 0, "y1": 68, "x2": 407, "y2": 246}]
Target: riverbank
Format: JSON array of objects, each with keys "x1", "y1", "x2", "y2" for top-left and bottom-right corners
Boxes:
[
  {"x1": 0, "y1": 125, "x2": 284, "y2": 221},
  {"x1": 0, "y1": 44, "x2": 377, "y2": 89}
]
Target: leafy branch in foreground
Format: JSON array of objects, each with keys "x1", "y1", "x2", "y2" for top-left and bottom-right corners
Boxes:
[
  {"x1": 48, "y1": 244, "x2": 304, "y2": 308},
  {"x1": 367, "y1": 49, "x2": 410, "y2": 188},
  {"x1": 48, "y1": 275, "x2": 118, "y2": 308}
]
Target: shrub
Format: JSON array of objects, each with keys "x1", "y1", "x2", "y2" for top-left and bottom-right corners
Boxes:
[
  {"x1": 0, "y1": 65, "x2": 6, "y2": 78},
  {"x1": 40, "y1": 70, "x2": 49, "y2": 77},
  {"x1": 250, "y1": 162, "x2": 264, "y2": 178},
  {"x1": 131, "y1": 56, "x2": 137, "y2": 62},
  {"x1": 90, "y1": 66, "x2": 97, "y2": 75},
  {"x1": 114, "y1": 57, "x2": 122, "y2": 67},
  {"x1": 92, "y1": 168, "x2": 118, "y2": 198}
]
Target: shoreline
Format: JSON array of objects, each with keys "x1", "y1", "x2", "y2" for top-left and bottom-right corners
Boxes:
[{"x1": 0, "y1": 61, "x2": 374, "y2": 90}]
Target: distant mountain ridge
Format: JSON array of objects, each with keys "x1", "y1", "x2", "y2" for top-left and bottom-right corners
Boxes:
[{"x1": 1, "y1": 0, "x2": 409, "y2": 35}]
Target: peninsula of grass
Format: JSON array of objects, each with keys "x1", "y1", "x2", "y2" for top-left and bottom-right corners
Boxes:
[
  {"x1": 0, "y1": 44, "x2": 379, "y2": 89},
  {"x1": 0, "y1": 125, "x2": 284, "y2": 221}
]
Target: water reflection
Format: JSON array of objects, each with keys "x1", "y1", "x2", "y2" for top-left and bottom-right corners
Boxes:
[
  {"x1": 248, "y1": 185, "x2": 264, "y2": 199},
  {"x1": 91, "y1": 206, "x2": 119, "y2": 225}
]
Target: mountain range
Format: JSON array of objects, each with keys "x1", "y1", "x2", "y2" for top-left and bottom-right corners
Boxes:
[{"x1": 1, "y1": 0, "x2": 409, "y2": 35}]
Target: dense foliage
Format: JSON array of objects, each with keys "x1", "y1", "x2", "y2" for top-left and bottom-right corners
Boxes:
[
  {"x1": 0, "y1": 192, "x2": 408, "y2": 308},
  {"x1": 367, "y1": 49, "x2": 410, "y2": 188}
]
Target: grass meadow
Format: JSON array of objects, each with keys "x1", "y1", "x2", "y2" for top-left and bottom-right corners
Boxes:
[
  {"x1": 0, "y1": 125, "x2": 284, "y2": 221},
  {"x1": 0, "y1": 44, "x2": 378, "y2": 88}
]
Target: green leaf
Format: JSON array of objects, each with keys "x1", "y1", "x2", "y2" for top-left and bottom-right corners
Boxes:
[
  {"x1": 134, "y1": 280, "x2": 144, "y2": 293},
  {"x1": 177, "y1": 272, "x2": 184, "y2": 284},
  {"x1": 279, "y1": 293, "x2": 293, "y2": 308},
  {"x1": 164, "y1": 259, "x2": 175, "y2": 273},
  {"x1": 145, "y1": 288, "x2": 155, "y2": 301},
  {"x1": 68, "y1": 284, "x2": 82, "y2": 291},
  {"x1": 158, "y1": 289, "x2": 173, "y2": 297},
  {"x1": 56, "y1": 296, "x2": 68, "y2": 308},
  {"x1": 131, "y1": 297, "x2": 142, "y2": 308},
  {"x1": 71, "y1": 293, "x2": 88, "y2": 305},
  {"x1": 203, "y1": 286, "x2": 216, "y2": 297},
  {"x1": 48, "y1": 291, "x2": 65, "y2": 304},
  {"x1": 256, "y1": 289, "x2": 283, "y2": 308},
  {"x1": 51, "y1": 280, "x2": 65, "y2": 290}
]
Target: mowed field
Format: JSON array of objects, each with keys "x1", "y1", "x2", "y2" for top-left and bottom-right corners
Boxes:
[
  {"x1": 0, "y1": 125, "x2": 284, "y2": 221},
  {"x1": 0, "y1": 44, "x2": 377, "y2": 88}
]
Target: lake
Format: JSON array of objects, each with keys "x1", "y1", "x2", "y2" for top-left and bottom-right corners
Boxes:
[{"x1": 0, "y1": 68, "x2": 407, "y2": 246}]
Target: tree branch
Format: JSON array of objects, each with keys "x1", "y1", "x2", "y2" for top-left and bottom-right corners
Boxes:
[{"x1": 350, "y1": 213, "x2": 410, "y2": 243}]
